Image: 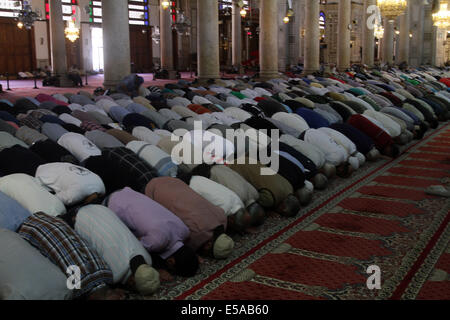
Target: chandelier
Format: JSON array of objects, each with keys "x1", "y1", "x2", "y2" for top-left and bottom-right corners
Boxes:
[
  {"x1": 65, "y1": 20, "x2": 80, "y2": 42},
  {"x1": 14, "y1": 0, "x2": 42, "y2": 30},
  {"x1": 172, "y1": 10, "x2": 191, "y2": 35},
  {"x1": 161, "y1": 1, "x2": 170, "y2": 10},
  {"x1": 377, "y1": 0, "x2": 407, "y2": 21},
  {"x1": 374, "y1": 24, "x2": 384, "y2": 39},
  {"x1": 433, "y1": 1, "x2": 450, "y2": 29},
  {"x1": 151, "y1": 26, "x2": 161, "y2": 44}
]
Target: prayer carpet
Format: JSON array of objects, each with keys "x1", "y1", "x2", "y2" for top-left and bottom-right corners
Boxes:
[{"x1": 152, "y1": 123, "x2": 450, "y2": 300}]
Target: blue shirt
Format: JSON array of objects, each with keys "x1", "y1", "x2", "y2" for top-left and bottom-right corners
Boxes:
[
  {"x1": 296, "y1": 108, "x2": 330, "y2": 129},
  {"x1": 109, "y1": 106, "x2": 131, "y2": 123},
  {"x1": 126, "y1": 103, "x2": 148, "y2": 114},
  {"x1": 0, "y1": 191, "x2": 31, "y2": 231},
  {"x1": 0, "y1": 99, "x2": 13, "y2": 107}
]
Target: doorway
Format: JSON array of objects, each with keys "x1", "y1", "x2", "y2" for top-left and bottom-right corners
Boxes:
[{"x1": 91, "y1": 27, "x2": 104, "y2": 72}]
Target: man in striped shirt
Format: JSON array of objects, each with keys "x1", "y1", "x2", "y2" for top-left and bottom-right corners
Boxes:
[
  {"x1": 18, "y1": 212, "x2": 122, "y2": 300},
  {"x1": 73, "y1": 205, "x2": 160, "y2": 296}
]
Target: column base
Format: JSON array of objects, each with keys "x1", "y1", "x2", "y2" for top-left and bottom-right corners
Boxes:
[
  {"x1": 232, "y1": 65, "x2": 244, "y2": 75},
  {"x1": 167, "y1": 70, "x2": 178, "y2": 80},
  {"x1": 337, "y1": 68, "x2": 349, "y2": 73},
  {"x1": 259, "y1": 71, "x2": 280, "y2": 81},
  {"x1": 58, "y1": 76, "x2": 76, "y2": 88},
  {"x1": 198, "y1": 75, "x2": 220, "y2": 84},
  {"x1": 302, "y1": 69, "x2": 319, "y2": 76},
  {"x1": 103, "y1": 80, "x2": 120, "y2": 90}
]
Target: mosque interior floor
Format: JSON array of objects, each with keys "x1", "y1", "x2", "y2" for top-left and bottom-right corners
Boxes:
[{"x1": 136, "y1": 123, "x2": 450, "y2": 300}]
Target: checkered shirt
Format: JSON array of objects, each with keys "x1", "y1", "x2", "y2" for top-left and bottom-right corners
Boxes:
[{"x1": 18, "y1": 213, "x2": 113, "y2": 298}]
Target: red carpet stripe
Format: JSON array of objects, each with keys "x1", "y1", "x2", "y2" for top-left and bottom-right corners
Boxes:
[
  {"x1": 399, "y1": 160, "x2": 450, "y2": 170},
  {"x1": 416, "y1": 282, "x2": 450, "y2": 300},
  {"x1": 358, "y1": 185, "x2": 435, "y2": 201},
  {"x1": 315, "y1": 212, "x2": 411, "y2": 235},
  {"x1": 286, "y1": 231, "x2": 392, "y2": 260},
  {"x1": 419, "y1": 147, "x2": 450, "y2": 153},
  {"x1": 434, "y1": 253, "x2": 450, "y2": 274},
  {"x1": 246, "y1": 253, "x2": 366, "y2": 290},
  {"x1": 201, "y1": 280, "x2": 323, "y2": 300},
  {"x1": 175, "y1": 160, "x2": 401, "y2": 300},
  {"x1": 339, "y1": 197, "x2": 424, "y2": 217},
  {"x1": 390, "y1": 211, "x2": 450, "y2": 299},
  {"x1": 429, "y1": 140, "x2": 450, "y2": 146},
  {"x1": 388, "y1": 167, "x2": 450, "y2": 179},
  {"x1": 174, "y1": 124, "x2": 450, "y2": 300},
  {"x1": 374, "y1": 176, "x2": 441, "y2": 188},
  {"x1": 409, "y1": 153, "x2": 450, "y2": 162},
  {"x1": 427, "y1": 142, "x2": 450, "y2": 147}
]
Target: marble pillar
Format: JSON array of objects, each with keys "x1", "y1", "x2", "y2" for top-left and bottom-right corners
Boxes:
[
  {"x1": 232, "y1": 0, "x2": 242, "y2": 72},
  {"x1": 102, "y1": 0, "x2": 131, "y2": 89},
  {"x1": 197, "y1": 0, "x2": 220, "y2": 81},
  {"x1": 49, "y1": 0, "x2": 72, "y2": 87},
  {"x1": 259, "y1": 0, "x2": 279, "y2": 80},
  {"x1": 304, "y1": 0, "x2": 319, "y2": 74},
  {"x1": 397, "y1": 4, "x2": 410, "y2": 64},
  {"x1": 383, "y1": 19, "x2": 395, "y2": 65},
  {"x1": 337, "y1": 0, "x2": 351, "y2": 71},
  {"x1": 160, "y1": 2, "x2": 175, "y2": 77},
  {"x1": 362, "y1": 0, "x2": 376, "y2": 66}
]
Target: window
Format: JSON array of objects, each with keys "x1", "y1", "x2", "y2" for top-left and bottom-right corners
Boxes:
[
  {"x1": 218, "y1": 0, "x2": 249, "y2": 10},
  {"x1": 0, "y1": 0, "x2": 22, "y2": 18},
  {"x1": 320, "y1": 11, "x2": 325, "y2": 30},
  {"x1": 88, "y1": 0, "x2": 150, "y2": 26},
  {"x1": 44, "y1": 0, "x2": 78, "y2": 21},
  {"x1": 320, "y1": 11, "x2": 326, "y2": 39}
]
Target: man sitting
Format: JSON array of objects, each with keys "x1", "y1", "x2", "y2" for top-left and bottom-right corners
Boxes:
[{"x1": 68, "y1": 65, "x2": 83, "y2": 87}]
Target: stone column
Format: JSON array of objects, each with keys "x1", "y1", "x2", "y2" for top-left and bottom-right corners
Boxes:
[
  {"x1": 337, "y1": 0, "x2": 351, "y2": 71},
  {"x1": 397, "y1": 4, "x2": 410, "y2": 64},
  {"x1": 160, "y1": 2, "x2": 175, "y2": 77},
  {"x1": 377, "y1": 37, "x2": 383, "y2": 62},
  {"x1": 49, "y1": 0, "x2": 72, "y2": 86},
  {"x1": 259, "y1": 0, "x2": 279, "y2": 80},
  {"x1": 293, "y1": 0, "x2": 303, "y2": 64},
  {"x1": 102, "y1": 0, "x2": 131, "y2": 89},
  {"x1": 197, "y1": 0, "x2": 220, "y2": 81},
  {"x1": 409, "y1": 0, "x2": 424, "y2": 67},
  {"x1": 304, "y1": 0, "x2": 319, "y2": 74},
  {"x1": 232, "y1": 0, "x2": 242, "y2": 72},
  {"x1": 383, "y1": 19, "x2": 395, "y2": 65},
  {"x1": 362, "y1": 0, "x2": 376, "y2": 66},
  {"x1": 278, "y1": 0, "x2": 287, "y2": 72}
]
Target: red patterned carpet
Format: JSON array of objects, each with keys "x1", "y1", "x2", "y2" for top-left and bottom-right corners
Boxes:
[{"x1": 160, "y1": 123, "x2": 449, "y2": 300}]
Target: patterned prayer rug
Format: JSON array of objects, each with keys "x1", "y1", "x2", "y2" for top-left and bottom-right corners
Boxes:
[{"x1": 146, "y1": 123, "x2": 450, "y2": 300}]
